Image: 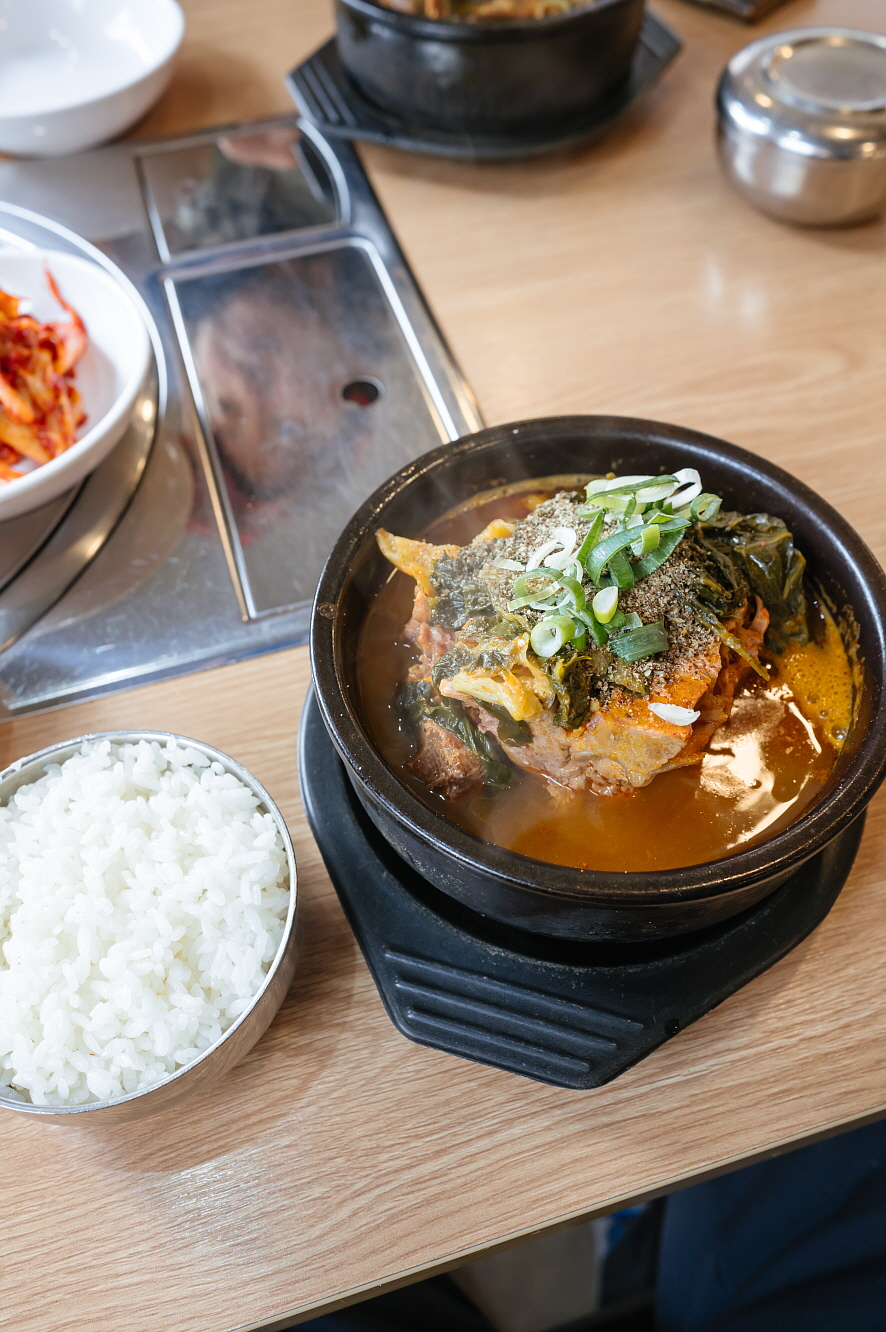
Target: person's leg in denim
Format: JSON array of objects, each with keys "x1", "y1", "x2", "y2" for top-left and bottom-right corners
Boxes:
[{"x1": 656, "y1": 1119, "x2": 886, "y2": 1332}]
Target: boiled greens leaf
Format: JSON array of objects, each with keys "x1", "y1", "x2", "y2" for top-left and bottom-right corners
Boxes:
[
  {"x1": 399, "y1": 681, "x2": 513, "y2": 787},
  {"x1": 700, "y1": 511, "x2": 808, "y2": 652},
  {"x1": 429, "y1": 547, "x2": 497, "y2": 628}
]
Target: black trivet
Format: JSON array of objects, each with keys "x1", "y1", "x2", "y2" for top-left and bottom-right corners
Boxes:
[
  {"x1": 299, "y1": 691, "x2": 864, "y2": 1088},
  {"x1": 286, "y1": 13, "x2": 681, "y2": 162}
]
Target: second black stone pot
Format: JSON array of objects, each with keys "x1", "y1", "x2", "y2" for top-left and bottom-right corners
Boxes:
[{"x1": 335, "y1": 0, "x2": 646, "y2": 134}]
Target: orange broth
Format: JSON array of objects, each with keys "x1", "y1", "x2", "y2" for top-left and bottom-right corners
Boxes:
[{"x1": 357, "y1": 482, "x2": 854, "y2": 872}]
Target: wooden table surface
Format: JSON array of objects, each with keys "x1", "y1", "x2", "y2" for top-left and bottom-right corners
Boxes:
[{"x1": 3, "y1": 0, "x2": 886, "y2": 1329}]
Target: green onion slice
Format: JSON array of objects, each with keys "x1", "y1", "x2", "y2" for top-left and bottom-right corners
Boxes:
[
  {"x1": 691, "y1": 493, "x2": 722, "y2": 522},
  {"x1": 574, "y1": 511, "x2": 604, "y2": 565},
  {"x1": 609, "y1": 620, "x2": 670, "y2": 661},
  {"x1": 510, "y1": 568, "x2": 586, "y2": 613},
  {"x1": 592, "y1": 586, "x2": 619, "y2": 623},
  {"x1": 586, "y1": 527, "x2": 657, "y2": 584},
  {"x1": 608, "y1": 607, "x2": 626, "y2": 631},
  {"x1": 631, "y1": 524, "x2": 661, "y2": 558},
  {"x1": 584, "y1": 475, "x2": 678, "y2": 504},
  {"x1": 573, "y1": 607, "x2": 608, "y2": 647},
  {"x1": 606, "y1": 609, "x2": 643, "y2": 634},
  {"x1": 530, "y1": 615, "x2": 576, "y2": 658},
  {"x1": 508, "y1": 591, "x2": 556, "y2": 610},
  {"x1": 608, "y1": 549, "x2": 635, "y2": 589},
  {"x1": 632, "y1": 526, "x2": 688, "y2": 579}
]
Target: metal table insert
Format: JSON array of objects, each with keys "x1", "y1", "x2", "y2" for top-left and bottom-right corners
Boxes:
[{"x1": 0, "y1": 117, "x2": 481, "y2": 720}]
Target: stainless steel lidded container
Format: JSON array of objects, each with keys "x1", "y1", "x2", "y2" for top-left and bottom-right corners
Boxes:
[{"x1": 717, "y1": 27, "x2": 886, "y2": 227}]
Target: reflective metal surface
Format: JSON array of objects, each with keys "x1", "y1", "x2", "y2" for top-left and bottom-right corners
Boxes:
[
  {"x1": 0, "y1": 488, "x2": 79, "y2": 593},
  {"x1": 0, "y1": 117, "x2": 482, "y2": 718},
  {"x1": 169, "y1": 239, "x2": 459, "y2": 617},
  {"x1": 0, "y1": 361, "x2": 158, "y2": 654},
  {"x1": 717, "y1": 27, "x2": 886, "y2": 227},
  {"x1": 0, "y1": 729, "x2": 299, "y2": 1126},
  {"x1": 138, "y1": 130, "x2": 336, "y2": 258}
]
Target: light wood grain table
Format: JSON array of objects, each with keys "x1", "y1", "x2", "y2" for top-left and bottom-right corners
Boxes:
[{"x1": 3, "y1": 0, "x2": 886, "y2": 1329}]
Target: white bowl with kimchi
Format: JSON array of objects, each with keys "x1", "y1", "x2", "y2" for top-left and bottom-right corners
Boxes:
[{"x1": 0, "y1": 249, "x2": 151, "y2": 520}]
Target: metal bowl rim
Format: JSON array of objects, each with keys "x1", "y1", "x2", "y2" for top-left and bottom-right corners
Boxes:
[
  {"x1": 720, "y1": 25, "x2": 886, "y2": 150},
  {"x1": 0, "y1": 729, "x2": 297, "y2": 1118}
]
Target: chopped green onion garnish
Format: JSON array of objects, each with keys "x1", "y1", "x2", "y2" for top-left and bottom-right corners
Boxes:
[
  {"x1": 608, "y1": 550, "x2": 635, "y2": 589},
  {"x1": 530, "y1": 615, "x2": 576, "y2": 658},
  {"x1": 574, "y1": 511, "x2": 604, "y2": 567},
  {"x1": 691, "y1": 493, "x2": 722, "y2": 522},
  {"x1": 633, "y1": 526, "x2": 688, "y2": 579},
  {"x1": 608, "y1": 608, "x2": 626, "y2": 631},
  {"x1": 508, "y1": 591, "x2": 557, "y2": 610},
  {"x1": 607, "y1": 609, "x2": 643, "y2": 634},
  {"x1": 631, "y1": 524, "x2": 661, "y2": 558},
  {"x1": 609, "y1": 620, "x2": 670, "y2": 661},
  {"x1": 586, "y1": 527, "x2": 657, "y2": 584},
  {"x1": 574, "y1": 607, "x2": 608, "y2": 647},
  {"x1": 592, "y1": 586, "x2": 619, "y2": 623},
  {"x1": 510, "y1": 567, "x2": 586, "y2": 613},
  {"x1": 656, "y1": 515, "x2": 692, "y2": 532},
  {"x1": 669, "y1": 470, "x2": 703, "y2": 510},
  {"x1": 584, "y1": 475, "x2": 678, "y2": 504}
]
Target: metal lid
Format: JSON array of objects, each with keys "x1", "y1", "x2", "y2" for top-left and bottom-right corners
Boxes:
[{"x1": 719, "y1": 27, "x2": 886, "y2": 160}]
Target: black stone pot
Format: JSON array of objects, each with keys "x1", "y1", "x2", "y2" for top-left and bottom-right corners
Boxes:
[
  {"x1": 310, "y1": 416, "x2": 886, "y2": 942},
  {"x1": 334, "y1": 0, "x2": 645, "y2": 135}
]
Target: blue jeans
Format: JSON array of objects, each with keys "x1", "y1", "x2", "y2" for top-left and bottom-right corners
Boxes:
[{"x1": 656, "y1": 1118, "x2": 886, "y2": 1331}]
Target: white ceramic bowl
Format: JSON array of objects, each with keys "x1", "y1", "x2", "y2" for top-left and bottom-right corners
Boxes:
[
  {"x1": 0, "y1": 0, "x2": 185, "y2": 157},
  {"x1": 0, "y1": 248, "x2": 152, "y2": 520}
]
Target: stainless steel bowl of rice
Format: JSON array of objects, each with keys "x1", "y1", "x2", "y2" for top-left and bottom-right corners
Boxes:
[{"x1": 0, "y1": 731, "x2": 299, "y2": 1125}]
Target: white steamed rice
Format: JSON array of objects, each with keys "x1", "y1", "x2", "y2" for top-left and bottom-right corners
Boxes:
[{"x1": 0, "y1": 737, "x2": 290, "y2": 1107}]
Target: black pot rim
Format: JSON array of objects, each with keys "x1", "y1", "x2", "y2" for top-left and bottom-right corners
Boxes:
[
  {"x1": 311, "y1": 415, "x2": 886, "y2": 909},
  {"x1": 337, "y1": 0, "x2": 632, "y2": 42}
]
